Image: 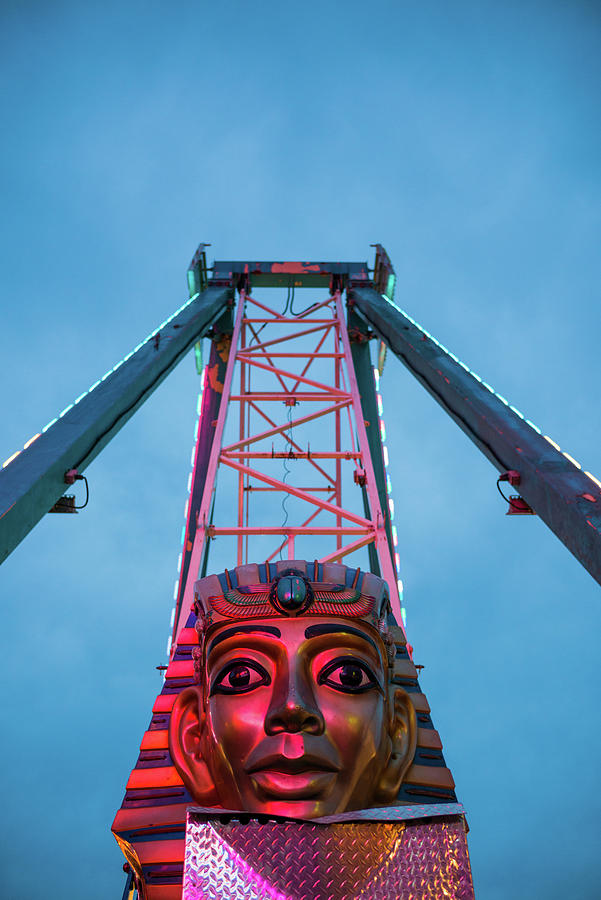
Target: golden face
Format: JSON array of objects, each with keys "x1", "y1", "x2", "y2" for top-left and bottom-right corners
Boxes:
[{"x1": 170, "y1": 617, "x2": 417, "y2": 818}]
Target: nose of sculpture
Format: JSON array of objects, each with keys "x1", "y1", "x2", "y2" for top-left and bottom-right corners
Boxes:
[
  {"x1": 265, "y1": 699, "x2": 324, "y2": 735},
  {"x1": 264, "y1": 667, "x2": 325, "y2": 735}
]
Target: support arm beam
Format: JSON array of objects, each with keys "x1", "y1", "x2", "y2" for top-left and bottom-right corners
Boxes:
[
  {"x1": 0, "y1": 284, "x2": 233, "y2": 564},
  {"x1": 349, "y1": 286, "x2": 601, "y2": 587},
  {"x1": 348, "y1": 309, "x2": 396, "y2": 578}
]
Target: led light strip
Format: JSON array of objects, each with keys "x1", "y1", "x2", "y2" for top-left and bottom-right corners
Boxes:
[
  {"x1": 373, "y1": 365, "x2": 406, "y2": 627},
  {"x1": 2, "y1": 293, "x2": 200, "y2": 470},
  {"x1": 379, "y1": 292, "x2": 601, "y2": 494},
  {"x1": 166, "y1": 365, "x2": 207, "y2": 658}
]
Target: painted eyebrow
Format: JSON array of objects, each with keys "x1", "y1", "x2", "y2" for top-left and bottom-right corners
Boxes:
[
  {"x1": 208, "y1": 624, "x2": 281, "y2": 655},
  {"x1": 304, "y1": 623, "x2": 379, "y2": 652}
]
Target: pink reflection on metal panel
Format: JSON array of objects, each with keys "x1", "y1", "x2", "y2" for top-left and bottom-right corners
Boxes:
[{"x1": 183, "y1": 814, "x2": 475, "y2": 900}]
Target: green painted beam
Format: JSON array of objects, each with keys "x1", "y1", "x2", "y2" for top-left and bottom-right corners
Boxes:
[
  {"x1": 348, "y1": 309, "x2": 396, "y2": 578},
  {"x1": 0, "y1": 284, "x2": 233, "y2": 564},
  {"x1": 349, "y1": 285, "x2": 601, "y2": 588}
]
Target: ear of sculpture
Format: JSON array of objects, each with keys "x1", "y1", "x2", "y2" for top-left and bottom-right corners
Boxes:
[
  {"x1": 168, "y1": 686, "x2": 220, "y2": 805},
  {"x1": 374, "y1": 687, "x2": 418, "y2": 803}
]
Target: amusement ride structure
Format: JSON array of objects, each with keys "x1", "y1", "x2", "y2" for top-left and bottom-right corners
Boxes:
[{"x1": 1, "y1": 245, "x2": 600, "y2": 899}]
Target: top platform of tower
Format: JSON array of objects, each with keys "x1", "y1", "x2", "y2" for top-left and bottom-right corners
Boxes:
[{"x1": 211, "y1": 259, "x2": 372, "y2": 289}]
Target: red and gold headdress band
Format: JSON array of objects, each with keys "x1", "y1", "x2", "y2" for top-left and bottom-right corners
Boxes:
[{"x1": 193, "y1": 559, "x2": 393, "y2": 634}]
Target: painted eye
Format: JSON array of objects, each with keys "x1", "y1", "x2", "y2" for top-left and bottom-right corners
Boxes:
[
  {"x1": 211, "y1": 659, "x2": 271, "y2": 695},
  {"x1": 317, "y1": 656, "x2": 381, "y2": 694}
]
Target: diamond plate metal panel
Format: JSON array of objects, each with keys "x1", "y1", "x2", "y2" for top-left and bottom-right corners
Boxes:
[{"x1": 183, "y1": 815, "x2": 475, "y2": 899}]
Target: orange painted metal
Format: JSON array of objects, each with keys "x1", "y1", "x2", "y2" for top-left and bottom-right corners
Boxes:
[
  {"x1": 126, "y1": 766, "x2": 184, "y2": 790},
  {"x1": 145, "y1": 886, "x2": 183, "y2": 900},
  {"x1": 113, "y1": 803, "x2": 188, "y2": 832},
  {"x1": 140, "y1": 730, "x2": 169, "y2": 751},
  {"x1": 152, "y1": 694, "x2": 177, "y2": 713},
  {"x1": 136, "y1": 838, "x2": 185, "y2": 865},
  {"x1": 417, "y1": 729, "x2": 444, "y2": 750},
  {"x1": 406, "y1": 765, "x2": 456, "y2": 790},
  {"x1": 164, "y1": 660, "x2": 194, "y2": 678}
]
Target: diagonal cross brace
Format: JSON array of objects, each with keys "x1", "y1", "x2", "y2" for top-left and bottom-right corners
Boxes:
[
  {"x1": 219, "y1": 456, "x2": 374, "y2": 528},
  {"x1": 236, "y1": 353, "x2": 351, "y2": 396},
  {"x1": 223, "y1": 400, "x2": 352, "y2": 453}
]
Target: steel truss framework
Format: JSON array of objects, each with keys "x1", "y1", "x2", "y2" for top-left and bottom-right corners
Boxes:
[
  {"x1": 1, "y1": 246, "x2": 600, "y2": 596},
  {"x1": 173, "y1": 287, "x2": 403, "y2": 643}
]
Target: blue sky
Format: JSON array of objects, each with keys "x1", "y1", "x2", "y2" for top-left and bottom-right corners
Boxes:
[{"x1": 1, "y1": 1, "x2": 601, "y2": 897}]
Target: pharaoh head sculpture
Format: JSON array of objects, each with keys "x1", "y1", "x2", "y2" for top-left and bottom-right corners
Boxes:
[{"x1": 169, "y1": 561, "x2": 417, "y2": 819}]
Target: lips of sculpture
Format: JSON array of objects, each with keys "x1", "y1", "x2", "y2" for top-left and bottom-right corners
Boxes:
[
  {"x1": 245, "y1": 745, "x2": 340, "y2": 799},
  {"x1": 250, "y1": 770, "x2": 336, "y2": 800},
  {"x1": 201, "y1": 617, "x2": 390, "y2": 817}
]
